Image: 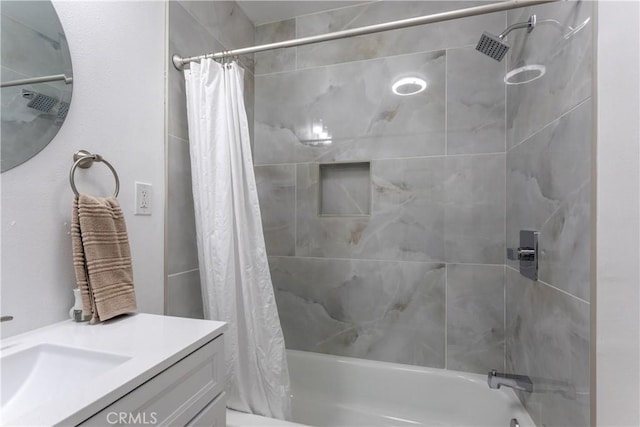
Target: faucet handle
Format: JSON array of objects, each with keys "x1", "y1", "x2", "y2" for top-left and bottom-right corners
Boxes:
[{"x1": 507, "y1": 247, "x2": 536, "y2": 261}]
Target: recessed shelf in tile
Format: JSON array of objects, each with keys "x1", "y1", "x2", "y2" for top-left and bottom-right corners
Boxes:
[{"x1": 319, "y1": 162, "x2": 371, "y2": 216}]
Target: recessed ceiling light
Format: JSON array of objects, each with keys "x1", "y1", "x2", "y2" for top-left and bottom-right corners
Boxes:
[{"x1": 392, "y1": 77, "x2": 427, "y2": 96}]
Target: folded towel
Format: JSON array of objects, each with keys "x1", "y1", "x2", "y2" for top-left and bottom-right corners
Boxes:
[{"x1": 72, "y1": 194, "x2": 137, "y2": 323}]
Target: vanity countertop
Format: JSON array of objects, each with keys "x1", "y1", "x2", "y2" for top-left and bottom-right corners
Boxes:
[{"x1": 0, "y1": 313, "x2": 227, "y2": 426}]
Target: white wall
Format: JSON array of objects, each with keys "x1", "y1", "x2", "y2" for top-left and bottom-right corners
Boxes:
[
  {"x1": 596, "y1": 0, "x2": 640, "y2": 425},
  {"x1": 1, "y1": 1, "x2": 166, "y2": 337}
]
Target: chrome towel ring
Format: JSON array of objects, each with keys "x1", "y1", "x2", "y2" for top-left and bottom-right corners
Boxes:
[{"x1": 69, "y1": 150, "x2": 120, "y2": 197}]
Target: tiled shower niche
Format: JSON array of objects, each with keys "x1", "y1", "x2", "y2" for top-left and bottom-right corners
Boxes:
[{"x1": 319, "y1": 162, "x2": 371, "y2": 216}]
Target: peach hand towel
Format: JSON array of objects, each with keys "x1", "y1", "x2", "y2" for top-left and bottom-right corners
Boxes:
[{"x1": 72, "y1": 194, "x2": 137, "y2": 323}]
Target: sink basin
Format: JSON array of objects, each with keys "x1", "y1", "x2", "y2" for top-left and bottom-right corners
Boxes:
[{"x1": 1, "y1": 343, "x2": 130, "y2": 423}]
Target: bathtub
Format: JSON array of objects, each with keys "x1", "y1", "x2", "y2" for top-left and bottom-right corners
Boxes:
[{"x1": 228, "y1": 350, "x2": 534, "y2": 426}]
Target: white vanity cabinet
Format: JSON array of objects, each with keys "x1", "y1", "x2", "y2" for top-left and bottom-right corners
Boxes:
[
  {"x1": 0, "y1": 314, "x2": 227, "y2": 427},
  {"x1": 80, "y1": 335, "x2": 226, "y2": 426}
]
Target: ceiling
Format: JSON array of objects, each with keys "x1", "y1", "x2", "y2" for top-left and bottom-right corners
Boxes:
[{"x1": 237, "y1": 1, "x2": 370, "y2": 26}]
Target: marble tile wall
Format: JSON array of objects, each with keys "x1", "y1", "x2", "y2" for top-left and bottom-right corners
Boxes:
[
  {"x1": 270, "y1": 256, "x2": 446, "y2": 367},
  {"x1": 166, "y1": 0, "x2": 254, "y2": 319},
  {"x1": 506, "y1": 268, "x2": 590, "y2": 427},
  {"x1": 506, "y1": 0, "x2": 592, "y2": 148},
  {"x1": 255, "y1": 49, "x2": 447, "y2": 165},
  {"x1": 253, "y1": 1, "x2": 509, "y2": 375},
  {"x1": 294, "y1": 1, "x2": 504, "y2": 69},
  {"x1": 504, "y1": 1, "x2": 593, "y2": 426},
  {"x1": 447, "y1": 264, "x2": 505, "y2": 374}
]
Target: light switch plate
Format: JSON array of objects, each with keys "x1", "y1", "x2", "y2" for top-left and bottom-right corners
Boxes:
[{"x1": 135, "y1": 182, "x2": 152, "y2": 215}]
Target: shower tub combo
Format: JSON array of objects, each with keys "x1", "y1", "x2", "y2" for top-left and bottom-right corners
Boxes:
[
  {"x1": 172, "y1": 0, "x2": 582, "y2": 425},
  {"x1": 228, "y1": 350, "x2": 534, "y2": 427}
]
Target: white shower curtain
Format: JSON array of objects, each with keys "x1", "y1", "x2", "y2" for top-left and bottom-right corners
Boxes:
[{"x1": 183, "y1": 59, "x2": 291, "y2": 420}]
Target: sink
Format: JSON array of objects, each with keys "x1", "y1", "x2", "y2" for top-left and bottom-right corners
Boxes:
[{"x1": 1, "y1": 343, "x2": 130, "y2": 423}]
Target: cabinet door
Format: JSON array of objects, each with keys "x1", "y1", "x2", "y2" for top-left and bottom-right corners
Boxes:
[
  {"x1": 80, "y1": 336, "x2": 224, "y2": 426},
  {"x1": 186, "y1": 392, "x2": 226, "y2": 427}
]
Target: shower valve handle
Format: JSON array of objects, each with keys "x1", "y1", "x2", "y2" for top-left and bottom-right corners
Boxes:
[{"x1": 507, "y1": 247, "x2": 536, "y2": 261}]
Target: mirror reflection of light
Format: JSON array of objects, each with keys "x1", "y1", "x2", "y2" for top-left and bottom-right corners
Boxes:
[
  {"x1": 300, "y1": 119, "x2": 332, "y2": 146},
  {"x1": 391, "y1": 77, "x2": 427, "y2": 96},
  {"x1": 312, "y1": 122, "x2": 324, "y2": 135},
  {"x1": 504, "y1": 64, "x2": 546, "y2": 85},
  {"x1": 564, "y1": 16, "x2": 591, "y2": 39}
]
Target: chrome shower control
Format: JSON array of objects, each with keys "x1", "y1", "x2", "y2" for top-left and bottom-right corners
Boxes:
[
  {"x1": 510, "y1": 418, "x2": 520, "y2": 427},
  {"x1": 507, "y1": 230, "x2": 539, "y2": 281},
  {"x1": 507, "y1": 247, "x2": 535, "y2": 261},
  {"x1": 488, "y1": 370, "x2": 533, "y2": 393}
]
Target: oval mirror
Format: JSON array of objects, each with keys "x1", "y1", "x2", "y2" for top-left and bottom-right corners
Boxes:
[{"x1": 1, "y1": 0, "x2": 73, "y2": 172}]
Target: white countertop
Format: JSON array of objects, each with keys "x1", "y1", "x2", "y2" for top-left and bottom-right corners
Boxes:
[{"x1": 0, "y1": 313, "x2": 226, "y2": 426}]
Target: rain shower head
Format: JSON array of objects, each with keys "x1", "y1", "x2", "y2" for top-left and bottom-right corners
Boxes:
[
  {"x1": 56, "y1": 101, "x2": 70, "y2": 124},
  {"x1": 476, "y1": 31, "x2": 511, "y2": 62},
  {"x1": 476, "y1": 15, "x2": 537, "y2": 61},
  {"x1": 22, "y1": 89, "x2": 58, "y2": 112}
]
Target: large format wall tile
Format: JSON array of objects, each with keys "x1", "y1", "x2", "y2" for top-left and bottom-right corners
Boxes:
[
  {"x1": 296, "y1": 158, "x2": 445, "y2": 262},
  {"x1": 177, "y1": 0, "x2": 254, "y2": 72},
  {"x1": 539, "y1": 182, "x2": 590, "y2": 302},
  {"x1": 167, "y1": 269, "x2": 204, "y2": 319},
  {"x1": 506, "y1": 268, "x2": 589, "y2": 427},
  {"x1": 167, "y1": 1, "x2": 255, "y2": 322},
  {"x1": 168, "y1": 1, "x2": 224, "y2": 141},
  {"x1": 447, "y1": 264, "x2": 504, "y2": 374},
  {"x1": 506, "y1": 99, "x2": 591, "y2": 291},
  {"x1": 369, "y1": 158, "x2": 444, "y2": 261},
  {"x1": 254, "y1": 50, "x2": 446, "y2": 165},
  {"x1": 296, "y1": 153, "x2": 505, "y2": 264},
  {"x1": 446, "y1": 47, "x2": 506, "y2": 155},
  {"x1": 506, "y1": 0, "x2": 592, "y2": 147},
  {"x1": 244, "y1": 68, "x2": 255, "y2": 148},
  {"x1": 445, "y1": 154, "x2": 505, "y2": 264},
  {"x1": 169, "y1": 1, "x2": 255, "y2": 142},
  {"x1": 167, "y1": 135, "x2": 199, "y2": 275},
  {"x1": 255, "y1": 19, "x2": 296, "y2": 75},
  {"x1": 504, "y1": 2, "x2": 592, "y2": 423},
  {"x1": 295, "y1": 2, "x2": 505, "y2": 69},
  {"x1": 270, "y1": 256, "x2": 446, "y2": 368},
  {"x1": 255, "y1": 165, "x2": 296, "y2": 256}
]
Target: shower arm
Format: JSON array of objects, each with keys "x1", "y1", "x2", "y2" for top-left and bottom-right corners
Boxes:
[{"x1": 498, "y1": 15, "x2": 537, "y2": 39}]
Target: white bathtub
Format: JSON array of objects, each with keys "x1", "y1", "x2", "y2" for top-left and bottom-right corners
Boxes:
[{"x1": 228, "y1": 350, "x2": 534, "y2": 427}]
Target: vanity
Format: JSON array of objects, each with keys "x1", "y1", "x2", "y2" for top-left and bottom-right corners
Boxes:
[{"x1": 0, "y1": 314, "x2": 227, "y2": 426}]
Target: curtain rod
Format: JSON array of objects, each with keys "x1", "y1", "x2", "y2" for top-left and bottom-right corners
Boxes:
[
  {"x1": 0, "y1": 74, "x2": 73, "y2": 88},
  {"x1": 172, "y1": 0, "x2": 558, "y2": 70}
]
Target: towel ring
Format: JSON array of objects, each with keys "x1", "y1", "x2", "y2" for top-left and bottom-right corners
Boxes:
[{"x1": 69, "y1": 150, "x2": 120, "y2": 197}]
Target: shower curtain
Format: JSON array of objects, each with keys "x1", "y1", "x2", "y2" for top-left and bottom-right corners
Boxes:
[{"x1": 183, "y1": 59, "x2": 291, "y2": 420}]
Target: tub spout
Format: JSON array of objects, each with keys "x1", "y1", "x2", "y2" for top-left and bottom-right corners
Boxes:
[{"x1": 488, "y1": 370, "x2": 533, "y2": 393}]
